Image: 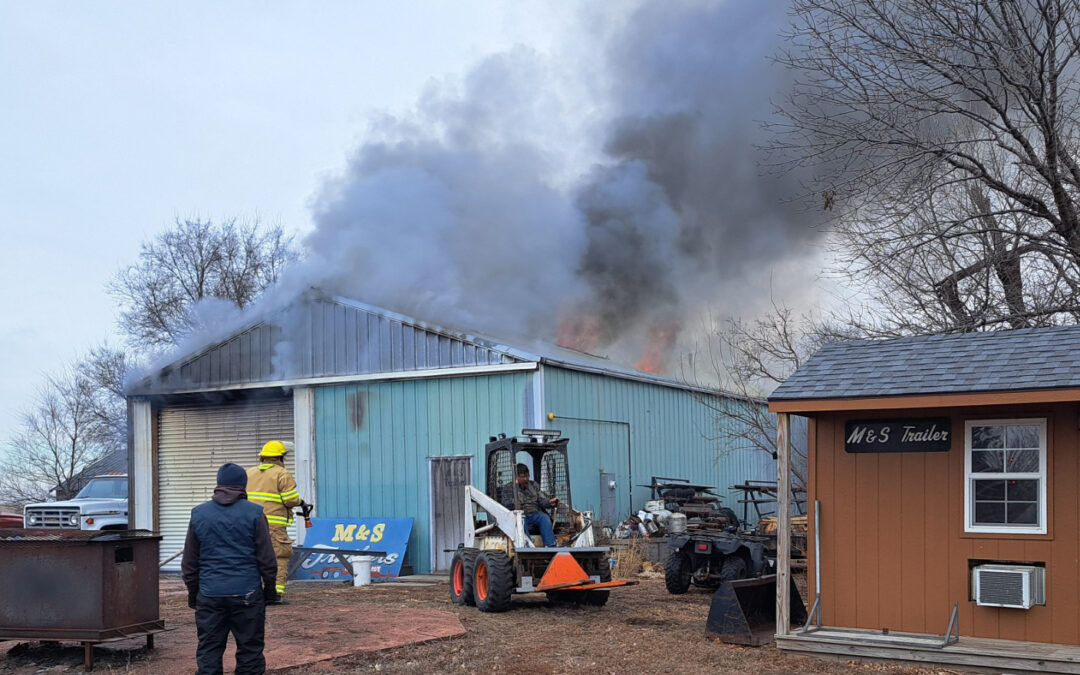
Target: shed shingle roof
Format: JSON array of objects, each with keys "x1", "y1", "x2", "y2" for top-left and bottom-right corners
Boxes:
[{"x1": 769, "y1": 325, "x2": 1080, "y2": 401}]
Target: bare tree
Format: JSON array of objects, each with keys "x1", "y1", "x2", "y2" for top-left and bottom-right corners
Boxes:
[
  {"x1": 776, "y1": 0, "x2": 1080, "y2": 333},
  {"x1": 79, "y1": 343, "x2": 129, "y2": 458},
  {"x1": 109, "y1": 217, "x2": 298, "y2": 348},
  {"x1": 1, "y1": 216, "x2": 295, "y2": 504},
  {"x1": 82, "y1": 342, "x2": 127, "y2": 401},
  {"x1": 688, "y1": 304, "x2": 843, "y2": 490},
  {"x1": 0, "y1": 365, "x2": 115, "y2": 505}
]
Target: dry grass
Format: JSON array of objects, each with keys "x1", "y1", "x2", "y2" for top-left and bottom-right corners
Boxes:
[{"x1": 611, "y1": 538, "x2": 646, "y2": 579}]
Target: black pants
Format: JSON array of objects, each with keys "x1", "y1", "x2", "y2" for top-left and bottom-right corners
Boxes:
[{"x1": 195, "y1": 590, "x2": 266, "y2": 675}]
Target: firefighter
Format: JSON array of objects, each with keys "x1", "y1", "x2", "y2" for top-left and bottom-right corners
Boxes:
[{"x1": 246, "y1": 440, "x2": 303, "y2": 604}]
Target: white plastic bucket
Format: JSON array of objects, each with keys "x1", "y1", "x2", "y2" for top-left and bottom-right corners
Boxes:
[
  {"x1": 352, "y1": 557, "x2": 373, "y2": 586},
  {"x1": 667, "y1": 512, "x2": 687, "y2": 534}
]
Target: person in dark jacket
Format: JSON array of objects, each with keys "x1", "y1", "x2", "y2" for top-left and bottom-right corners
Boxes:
[
  {"x1": 182, "y1": 462, "x2": 277, "y2": 675},
  {"x1": 499, "y1": 463, "x2": 559, "y2": 546}
]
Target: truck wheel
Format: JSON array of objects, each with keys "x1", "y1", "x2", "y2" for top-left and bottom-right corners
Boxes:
[
  {"x1": 720, "y1": 554, "x2": 749, "y2": 582},
  {"x1": 664, "y1": 551, "x2": 693, "y2": 594},
  {"x1": 449, "y1": 548, "x2": 478, "y2": 606},
  {"x1": 473, "y1": 550, "x2": 514, "y2": 612}
]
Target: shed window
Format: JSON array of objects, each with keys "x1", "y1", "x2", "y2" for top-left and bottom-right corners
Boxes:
[{"x1": 964, "y1": 419, "x2": 1046, "y2": 535}]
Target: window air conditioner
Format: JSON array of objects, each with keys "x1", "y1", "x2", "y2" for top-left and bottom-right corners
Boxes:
[{"x1": 972, "y1": 564, "x2": 1045, "y2": 609}]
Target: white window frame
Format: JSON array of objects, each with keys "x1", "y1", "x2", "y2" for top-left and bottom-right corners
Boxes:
[{"x1": 964, "y1": 418, "x2": 1047, "y2": 535}]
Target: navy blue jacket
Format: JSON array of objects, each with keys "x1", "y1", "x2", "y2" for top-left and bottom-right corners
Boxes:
[{"x1": 181, "y1": 486, "x2": 277, "y2": 597}]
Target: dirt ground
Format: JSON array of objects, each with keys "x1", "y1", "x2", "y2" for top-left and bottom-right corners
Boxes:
[
  {"x1": 270, "y1": 577, "x2": 945, "y2": 675},
  {"x1": 1, "y1": 571, "x2": 949, "y2": 674}
]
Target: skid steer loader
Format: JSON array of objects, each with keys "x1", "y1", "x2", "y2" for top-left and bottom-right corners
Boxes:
[{"x1": 448, "y1": 429, "x2": 635, "y2": 612}]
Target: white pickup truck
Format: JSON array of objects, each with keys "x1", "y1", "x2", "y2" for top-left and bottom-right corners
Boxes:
[{"x1": 23, "y1": 474, "x2": 129, "y2": 530}]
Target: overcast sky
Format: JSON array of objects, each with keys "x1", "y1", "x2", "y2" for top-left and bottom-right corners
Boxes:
[
  {"x1": 0, "y1": 2, "x2": 589, "y2": 446},
  {"x1": 0, "y1": 2, "x2": 830, "y2": 451}
]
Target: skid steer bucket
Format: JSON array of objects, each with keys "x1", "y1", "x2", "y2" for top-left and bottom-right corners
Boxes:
[{"x1": 706, "y1": 575, "x2": 807, "y2": 646}]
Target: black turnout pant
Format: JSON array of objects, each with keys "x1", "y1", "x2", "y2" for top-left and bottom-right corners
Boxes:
[{"x1": 195, "y1": 590, "x2": 266, "y2": 675}]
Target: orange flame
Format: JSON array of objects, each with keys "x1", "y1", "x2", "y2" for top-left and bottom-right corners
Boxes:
[
  {"x1": 634, "y1": 321, "x2": 680, "y2": 374},
  {"x1": 556, "y1": 312, "x2": 605, "y2": 354}
]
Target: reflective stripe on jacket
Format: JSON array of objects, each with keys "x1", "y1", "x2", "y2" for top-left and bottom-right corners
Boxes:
[{"x1": 246, "y1": 460, "x2": 302, "y2": 526}]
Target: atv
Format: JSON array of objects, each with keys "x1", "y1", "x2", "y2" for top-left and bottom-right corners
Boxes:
[{"x1": 664, "y1": 530, "x2": 775, "y2": 593}]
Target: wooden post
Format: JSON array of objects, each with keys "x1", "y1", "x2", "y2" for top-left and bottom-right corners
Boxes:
[{"x1": 776, "y1": 412, "x2": 792, "y2": 636}]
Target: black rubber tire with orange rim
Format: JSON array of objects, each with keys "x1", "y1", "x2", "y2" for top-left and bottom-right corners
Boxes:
[
  {"x1": 449, "y1": 548, "x2": 478, "y2": 605},
  {"x1": 473, "y1": 550, "x2": 514, "y2": 612}
]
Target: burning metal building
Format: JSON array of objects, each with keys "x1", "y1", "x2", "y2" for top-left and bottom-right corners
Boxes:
[{"x1": 126, "y1": 292, "x2": 776, "y2": 573}]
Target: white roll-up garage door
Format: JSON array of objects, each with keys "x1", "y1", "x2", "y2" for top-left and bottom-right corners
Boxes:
[{"x1": 158, "y1": 398, "x2": 296, "y2": 570}]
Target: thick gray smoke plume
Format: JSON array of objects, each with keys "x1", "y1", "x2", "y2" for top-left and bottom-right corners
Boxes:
[
  {"x1": 577, "y1": 3, "x2": 815, "y2": 342},
  {"x1": 301, "y1": 46, "x2": 589, "y2": 341},
  {"x1": 296, "y1": 1, "x2": 821, "y2": 372}
]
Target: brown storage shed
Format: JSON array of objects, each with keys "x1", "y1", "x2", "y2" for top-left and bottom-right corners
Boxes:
[{"x1": 768, "y1": 326, "x2": 1080, "y2": 672}]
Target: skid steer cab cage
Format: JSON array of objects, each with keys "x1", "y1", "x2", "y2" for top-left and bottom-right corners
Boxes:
[
  {"x1": 448, "y1": 430, "x2": 637, "y2": 612},
  {"x1": 485, "y1": 432, "x2": 573, "y2": 527}
]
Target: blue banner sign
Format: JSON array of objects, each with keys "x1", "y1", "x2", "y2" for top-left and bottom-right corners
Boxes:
[{"x1": 288, "y1": 517, "x2": 413, "y2": 582}]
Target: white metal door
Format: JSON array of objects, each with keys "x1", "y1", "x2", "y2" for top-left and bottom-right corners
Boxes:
[
  {"x1": 429, "y1": 456, "x2": 472, "y2": 571},
  {"x1": 157, "y1": 398, "x2": 295, "y2": 570}
]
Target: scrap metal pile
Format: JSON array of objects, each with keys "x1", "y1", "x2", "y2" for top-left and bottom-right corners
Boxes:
[
  {"x1": 614, "y1": 477, "x2": 740, "y2": 539},
  {"x1": 612, "y1": 477, "x2": 807, "y2": 558}
]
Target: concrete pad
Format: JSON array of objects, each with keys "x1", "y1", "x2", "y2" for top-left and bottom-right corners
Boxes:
[{"x1": 158, "y1": 603, "x2": 463, "y2": 673}]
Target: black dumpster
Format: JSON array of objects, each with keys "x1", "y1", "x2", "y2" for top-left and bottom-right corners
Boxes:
[{"x1": 0, "y1": 529, "x2": 164, "y2": 669}]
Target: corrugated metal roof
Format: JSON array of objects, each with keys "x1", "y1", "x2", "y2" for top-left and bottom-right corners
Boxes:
[
  {"x1": 128, "y1": 293, "x2": 739, "y2": 398},
  {"x1": 128, "y1": 296, "x2": 521, "y2": 394},
  {"x1": 332, "y1": 298, "x2": 742, "y2": 397},
  {"x1": 770, "y1": 325, "x2": 1080, "y2": 401}
]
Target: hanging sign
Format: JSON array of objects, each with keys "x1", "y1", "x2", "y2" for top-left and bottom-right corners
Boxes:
[
  {"x1": 288, "y1": 517, "x2": 413, "y2": 582},
  {"x1": 844, "y1": 418, "x2": 951, "y2": 453}
]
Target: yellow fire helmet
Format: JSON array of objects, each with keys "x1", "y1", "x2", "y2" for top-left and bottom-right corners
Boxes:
[{"x1": 260, "y1": 440, "x2": 294, "y2": 457}]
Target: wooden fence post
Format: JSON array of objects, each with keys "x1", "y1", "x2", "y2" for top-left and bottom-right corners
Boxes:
[{"x1": 776, "y1": 412, "x2": 791, "y2": 636}]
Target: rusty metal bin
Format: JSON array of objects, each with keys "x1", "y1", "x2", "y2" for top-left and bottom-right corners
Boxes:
[{"x1": 0, "y1": 529, "x2": 163, "y2": 640}]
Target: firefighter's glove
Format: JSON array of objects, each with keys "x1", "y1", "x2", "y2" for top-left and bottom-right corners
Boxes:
[
  {"x1": 263, "y1": 583, "x2": 278, "y2": 604},
  {"x1": 187, "y1": 590, "x2": 198, "y2": 610}
]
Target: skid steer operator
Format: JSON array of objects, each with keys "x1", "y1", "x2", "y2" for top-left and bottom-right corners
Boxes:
[
  {"x1": 247, "y1": 440, "x2": 304, "y2": 604},
  {"x1": 500, "y1": 463, "x2": 558, "y2": 547}
]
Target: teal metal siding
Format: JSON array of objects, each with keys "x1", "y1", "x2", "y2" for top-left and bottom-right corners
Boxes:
[
  {"x1": 313, "y1": 366, "x2": 777, "y2": 573},
  {"x1": 314, "y1": 373, "x2": 529, "y2": 573},
  {"x1": 542, "y1": 366, "x2": 776, "y2": 523}
]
